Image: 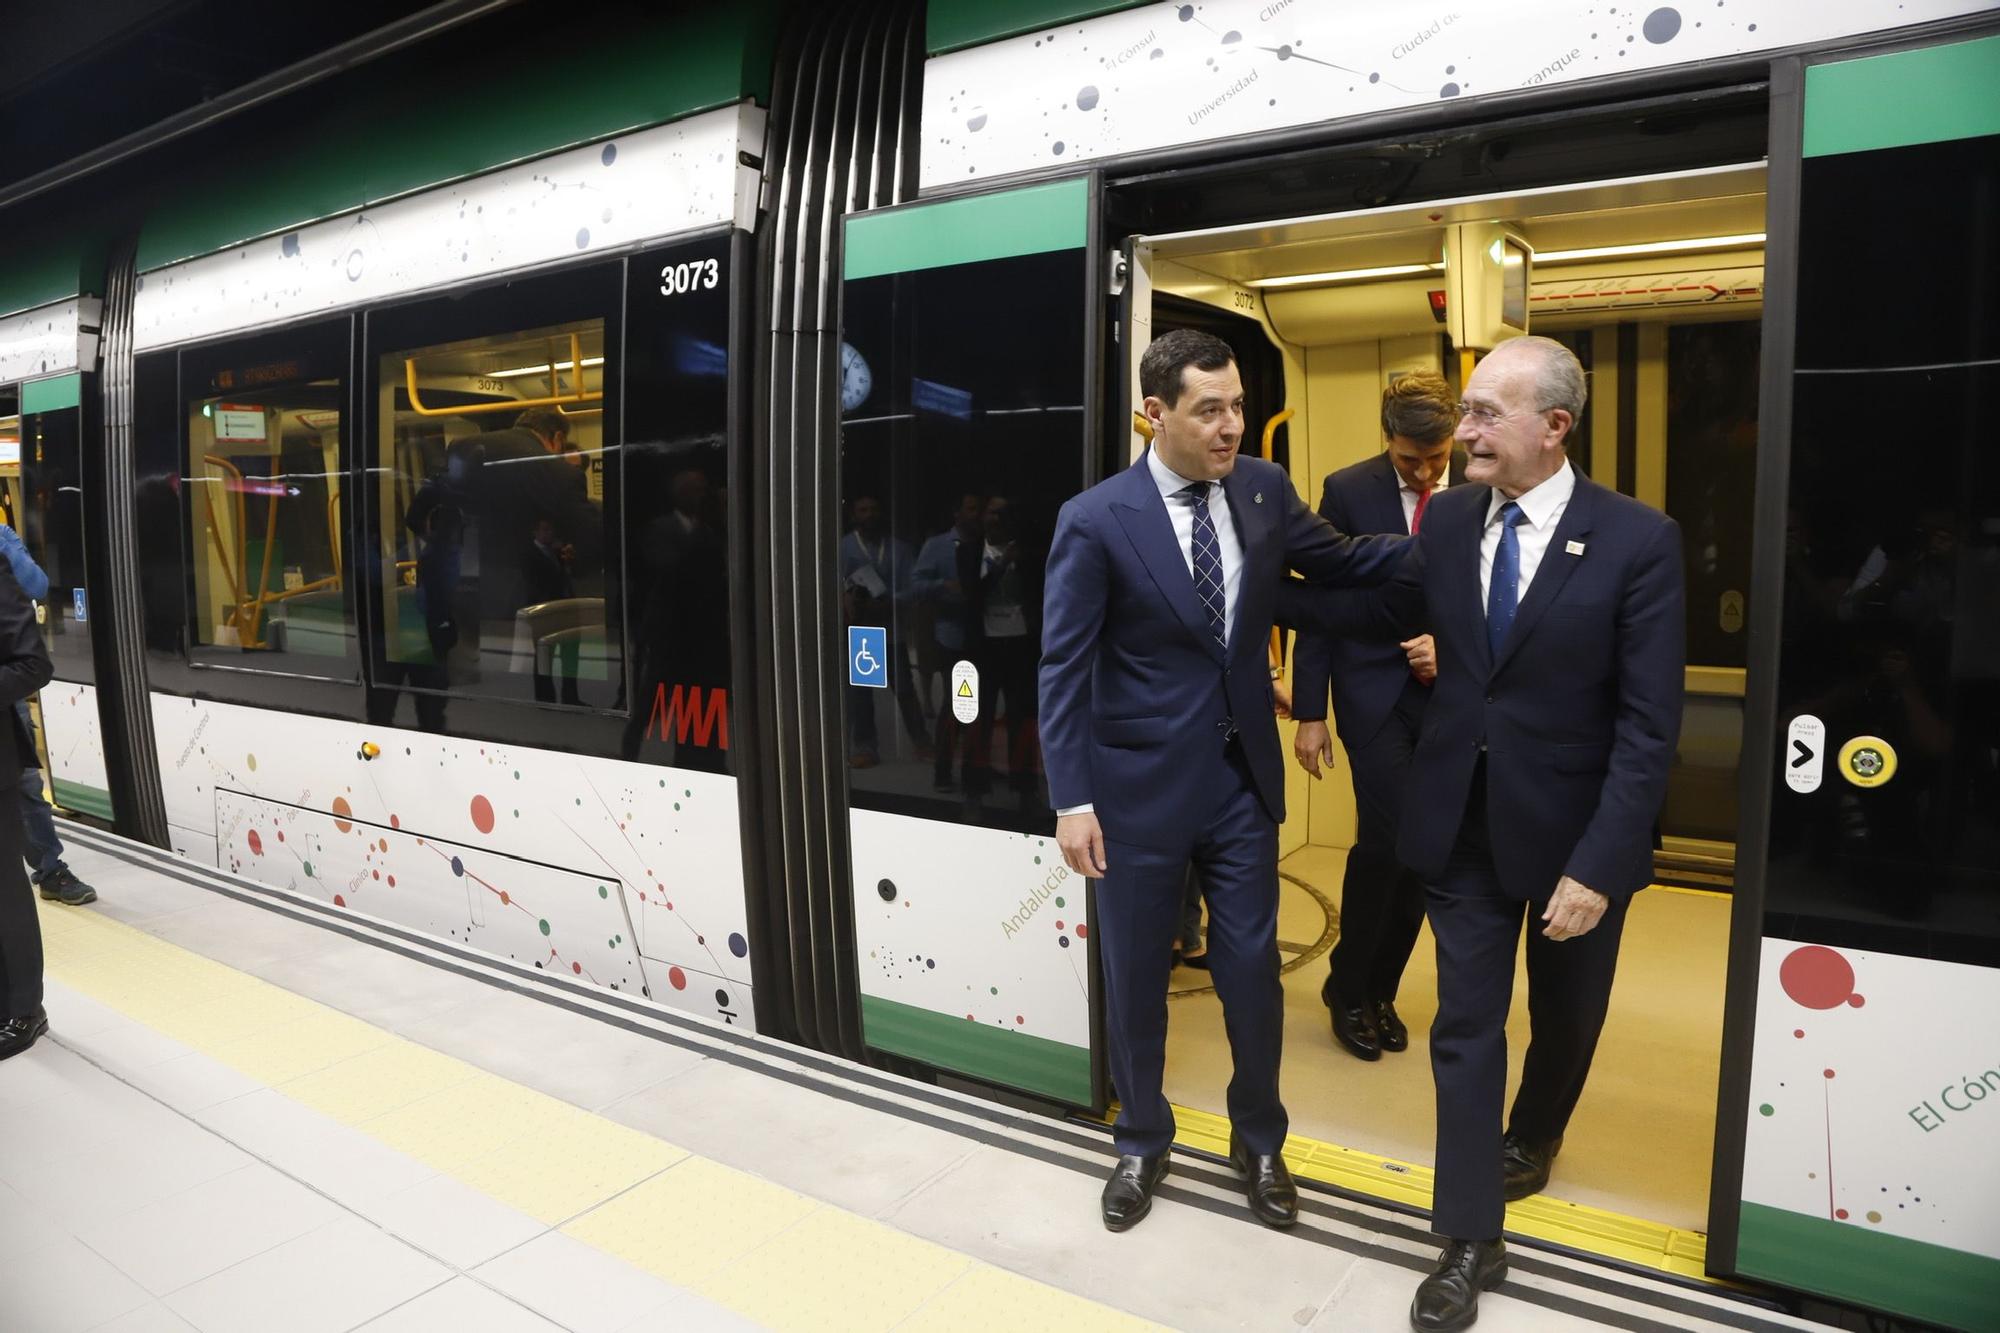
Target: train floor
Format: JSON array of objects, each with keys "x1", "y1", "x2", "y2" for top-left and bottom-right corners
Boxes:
[
  {"x1": 0, "y1": 826, "x2": 1806, "y2": 1333},
  {"x1": 1164, "y1": 844, "x2": 1726, "y2": 1236}
]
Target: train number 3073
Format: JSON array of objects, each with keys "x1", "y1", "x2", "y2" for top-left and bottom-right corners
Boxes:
[{"x1": 660, "y1": 258, "x2": 721, "y2": 296}]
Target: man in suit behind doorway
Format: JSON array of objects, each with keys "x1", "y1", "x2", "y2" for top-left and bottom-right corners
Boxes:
[
  {"x1": 1282, "y1": 336, "x2": 1684, "y2": 1331},
  {"x1": 1289, "y1": 371, "x2": 1464, "y2": 1062},
  {"x1": 1040, "y1": 329, "x2": 1408, "y2": 1234}
]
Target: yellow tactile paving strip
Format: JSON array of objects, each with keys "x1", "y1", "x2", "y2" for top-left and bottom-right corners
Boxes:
[
  {"x1": 35, "y1": 900, "x2": 1165, "y2": 1333},
  {"x1": 1166, "y1": 1101, "x2": 1713, "y2": 1282}
]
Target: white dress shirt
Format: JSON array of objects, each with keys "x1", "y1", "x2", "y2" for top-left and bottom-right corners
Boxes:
[
  {"x1": 1147, "y1": 447, "x2": 1244, "y2": 645},
  {"x1": 1479, "y1": 459, "x2": 1575, "y2": 611},
  {"x1": 1399, "y1": 467, "x2": 1449, "y2": 533},
  {"x1": 1057, "y1": 451, "x2": 1247, "y2": 819}
]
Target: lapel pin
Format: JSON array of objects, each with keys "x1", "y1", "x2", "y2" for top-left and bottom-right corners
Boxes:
[
  {"x1": 1254, "y1": 492, "x2": 1264, "y2": 504},
  {"x1": 1566, "y1": 540, "x2": 1586, "y2": 555}
]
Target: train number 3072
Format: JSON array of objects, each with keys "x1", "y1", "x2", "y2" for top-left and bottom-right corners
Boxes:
[{"x1": 660, "y1": 258, "x2": 721, "y2": 296}]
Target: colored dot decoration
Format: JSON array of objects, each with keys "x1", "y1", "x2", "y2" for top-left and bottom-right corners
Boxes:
[
  {"x1": 246, "y1": 830, "x2": 263, "y2": 856},
  {"x1": 668, "y1": 966, "x2": 687, "y2": 990},
  {"x1": 1779, "y1": 944, "x2": 1858, "y2": 1010},
  {"x1": 470, "y1": 795, "x2": 496, "y2": 834},
  {"x1": 728, "y1": 932, "x2": 748, "y2": 958},
  {"x1": 538, "y1": 919, "x2": 551, "y2": 936},
  {"x1": 332, "y1": 796, "x2": 353, "y2": 832},
  {"x1": 1758, "y1": 1104, "x2": 1773, "y2": 1116}
]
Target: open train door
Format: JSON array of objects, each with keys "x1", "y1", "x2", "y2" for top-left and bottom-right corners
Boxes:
[
  {"x1": 836, "y1": 175, "x2": 1110, "y2": 1110},
  {"x1": 1710, "y1": 28, "x2": 2000, "y2": 1328}
]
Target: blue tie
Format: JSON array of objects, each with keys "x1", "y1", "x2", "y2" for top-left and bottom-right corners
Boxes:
[
  {"x1": 1181, "y1": 483, "x2": 1227, "y2": 651},
  {"x1": 1486, "y1": 500, "x2": 1526, "y2": 658}
]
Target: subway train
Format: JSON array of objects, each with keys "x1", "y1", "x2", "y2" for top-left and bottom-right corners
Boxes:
[{"x1": 1, "y1": 3, "x2": 1995, "y2": 1327}]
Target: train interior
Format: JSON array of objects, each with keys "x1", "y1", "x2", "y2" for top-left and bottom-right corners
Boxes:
[{"x1": 1139, "y1": 163, "x2": 1768, "y2": 1245}]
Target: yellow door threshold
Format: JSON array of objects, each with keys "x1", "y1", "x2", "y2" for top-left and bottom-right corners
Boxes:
[{"x1": 1136, "y1": 1102, "x2": 1716, "y2": 1283}]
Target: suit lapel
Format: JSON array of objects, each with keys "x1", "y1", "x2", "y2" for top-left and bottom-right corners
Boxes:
[
  {"x1": 1220, "y1": 463, "x2": 1267, "y2": 661},
  {"x1": 1491, "y1": 473, "x2": 1599, "y2": 675},
  {"x1": 1371, "y1": 455, "x2": 1408, "y2": 535},
  {"x1": 1109, "y1": 455, "x2": 1223, "y2": 662}
]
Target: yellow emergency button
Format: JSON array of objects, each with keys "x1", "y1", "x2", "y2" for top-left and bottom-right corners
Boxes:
[{"x1": 1837, "y1": 735, "x2": 1897, "y2": 788}]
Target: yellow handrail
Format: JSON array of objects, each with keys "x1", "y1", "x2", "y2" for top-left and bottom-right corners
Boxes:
[
  {"x1": 403, "y1": 331, "x2": 603, "y2": 418},
  {"x1": 200, "y1": 451, "x2": 345, "y2": 649},
  {"x1": 1260, "y1": 407, "x2": 1295, "y2": 461}
]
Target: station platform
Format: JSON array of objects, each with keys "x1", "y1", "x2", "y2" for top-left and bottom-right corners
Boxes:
[{"x1": 2, "y1": 826, "x2": 1821, "y2": 1333}]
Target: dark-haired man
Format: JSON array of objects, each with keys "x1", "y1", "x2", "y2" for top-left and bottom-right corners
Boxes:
[
  {"x1": 1290, "y1": 372, "x2": 1463, "y2": 1061},
  {"x1": 1040, "y1": 328, "x2": 1407, "y2": 1232}
]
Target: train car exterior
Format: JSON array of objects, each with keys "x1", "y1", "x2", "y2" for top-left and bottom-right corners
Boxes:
[{"x1": 2, "y1": 2, "x2": 1995, "y2": 1327}]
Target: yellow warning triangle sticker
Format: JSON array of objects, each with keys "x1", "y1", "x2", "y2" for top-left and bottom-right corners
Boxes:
[{"x1": 956, "y1": 680, "x2": 973, "y2": 697}]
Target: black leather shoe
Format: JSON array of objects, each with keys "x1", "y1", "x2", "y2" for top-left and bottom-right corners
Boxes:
[
  {"x1": 1502, "y1": 1134, "x2": 1562, "y2": 1201},
  {"x1": 1373, "y1": 1000, "x2": 1409, "y2": 1052},
  {"x1": 1100, "y1": 1152, "x2": 1169, "y2": 1231},
  {"x1": 0, "y1": 1008, "x2": 49, "y2": 1062},
  {"x1": 1228, "y1": 1132, "x2": 1298, "y2": 1228},
  {"x1": 1329, "y1": 1001, "x2": 1381, "y2": 1061},
  {"x1": 1410, "y1": 1238, "x2": 1507, "y2": 1331}
]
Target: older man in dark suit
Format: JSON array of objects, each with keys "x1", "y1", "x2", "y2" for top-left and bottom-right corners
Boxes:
[
  {"x1": 1290, "y1": 371, "x2": 1464, "y2": 1061},
  {"x1": 1283, "y1": 336, "x2": 1684, "y2": 1330}
]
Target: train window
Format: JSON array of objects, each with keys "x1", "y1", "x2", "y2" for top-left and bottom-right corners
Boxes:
[
  {"x1": 13, "y1": 394, "x2": 94, "y2": 682},
  {"x1": 182, "y1": 322, "x2": 357, "y2": 678},
  {"x1": 618, "y1": 234, "x2": 734, "y2": 770},
  {"x1": 375, "y1": 316, "x2": 619, "y2": 711},
  {"x1": 839, "y1": 235, "x2": 1090, "y2": 830}
]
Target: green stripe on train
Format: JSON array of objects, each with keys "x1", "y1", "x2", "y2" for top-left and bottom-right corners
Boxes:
[
  {"x1": 1737, "y1": 1202, "x2": 2000, "y2": 1333},
  {"x1": 1805, "y1": 32, "x2": 2000, "y2": 158},
  {"x1": 926, "y1": 0, "x2": 1151, "y2": 56},
  {"x1": 845, "y1": 178, "x2": 1088, "y2": 281},
  {"x1": 861, "y1": 993, "x2": 1091, "y2": 1105},
  {"x1": 51, "y1": 778, "x2": 114, "y2": 821},
  {"x1": 21, "y1": 374, "x2": 81, "y2": 415}
]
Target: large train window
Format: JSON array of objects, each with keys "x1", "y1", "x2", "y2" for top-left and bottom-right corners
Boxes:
[
  {"x1": 180, "y1": 320, "x2": 357, "y2": 678},
  {"x1": 366, "y1": 262, "x2": 623, "y2": 716}
]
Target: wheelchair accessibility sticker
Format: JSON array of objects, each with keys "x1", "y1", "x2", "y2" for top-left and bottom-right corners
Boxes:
[{"x1": 849, "y1": 625, "x2": 887, "y2": 688}]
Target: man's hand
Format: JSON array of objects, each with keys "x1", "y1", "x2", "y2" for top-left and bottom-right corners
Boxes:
[
  {"x1": 1057, "y1": 812, "x2": 1108, "y2": 878},
  {"x1": 1541, "y1": 875, "x2": 1610, "y2": 940},
  {"x1": 1402, "y1": 634, "x2": 1437, "y2": 684},
  {"x1": 1293, "y1": 718, "x2": 1335, "y2": 780},
  {"x1": 1272, "y1": 679, "x2": 1293, "y2": 720}
]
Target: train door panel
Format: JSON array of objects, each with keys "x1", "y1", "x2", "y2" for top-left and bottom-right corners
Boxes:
[
  {"x1": 1714, "y1": 30, "x2": 2000, "y2": 1329},
  {"x1": 837, "y1": 177, "x2": 1106, "y2": 1108},
  {"x1": 12, "y1": 375, "x2": 113, "y2": 820}
]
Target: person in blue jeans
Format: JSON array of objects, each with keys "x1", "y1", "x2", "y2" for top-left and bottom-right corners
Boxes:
[{"x1": 0, "y1": 525, "x2": 95, "y2": 906}]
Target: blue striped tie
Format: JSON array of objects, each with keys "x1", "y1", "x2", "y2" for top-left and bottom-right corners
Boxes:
[
  {"x1": 1487, "y1": 500, "x2": 1526, "y2": 658},
  {"x1": 1181, "y1": 483, "x2": 1227, "y2": 651}
]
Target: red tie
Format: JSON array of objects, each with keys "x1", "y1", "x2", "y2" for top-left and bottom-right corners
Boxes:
[{"x1": 1409, "y1": 486, "x2": 1432, "y2": 535}]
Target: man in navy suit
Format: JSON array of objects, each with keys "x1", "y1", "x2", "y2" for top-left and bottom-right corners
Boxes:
[
  {"x1": 1283, "y1": 337, "x2": 1683, "y2": 1330},
  {"x1": 1040, "y1": 329, "x2": 1407, "y2": 1233},
  {"x1": 1289, "y1": 372, "x2": 1463, "y2": 1062}
]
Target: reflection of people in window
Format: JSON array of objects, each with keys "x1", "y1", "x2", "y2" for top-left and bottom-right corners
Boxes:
[
  {"x1": 407, "y1": 405, "x2": 604, "y2": 699},
  {"x1": 523, "y1": 517, "x2": 576, "y2": 605},
  {"x1": 966, "y1": 495, "x2": 1041, "y2": 812},
  {"x1": 621, "y1": 461, "x2": 729, "y2": 770},
  {"x1": 913, "y1": 493, "x2": 984, "y2": 791},
  {"x1": 841, "y1": 494, "x2": 930, "y2": 768}
]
